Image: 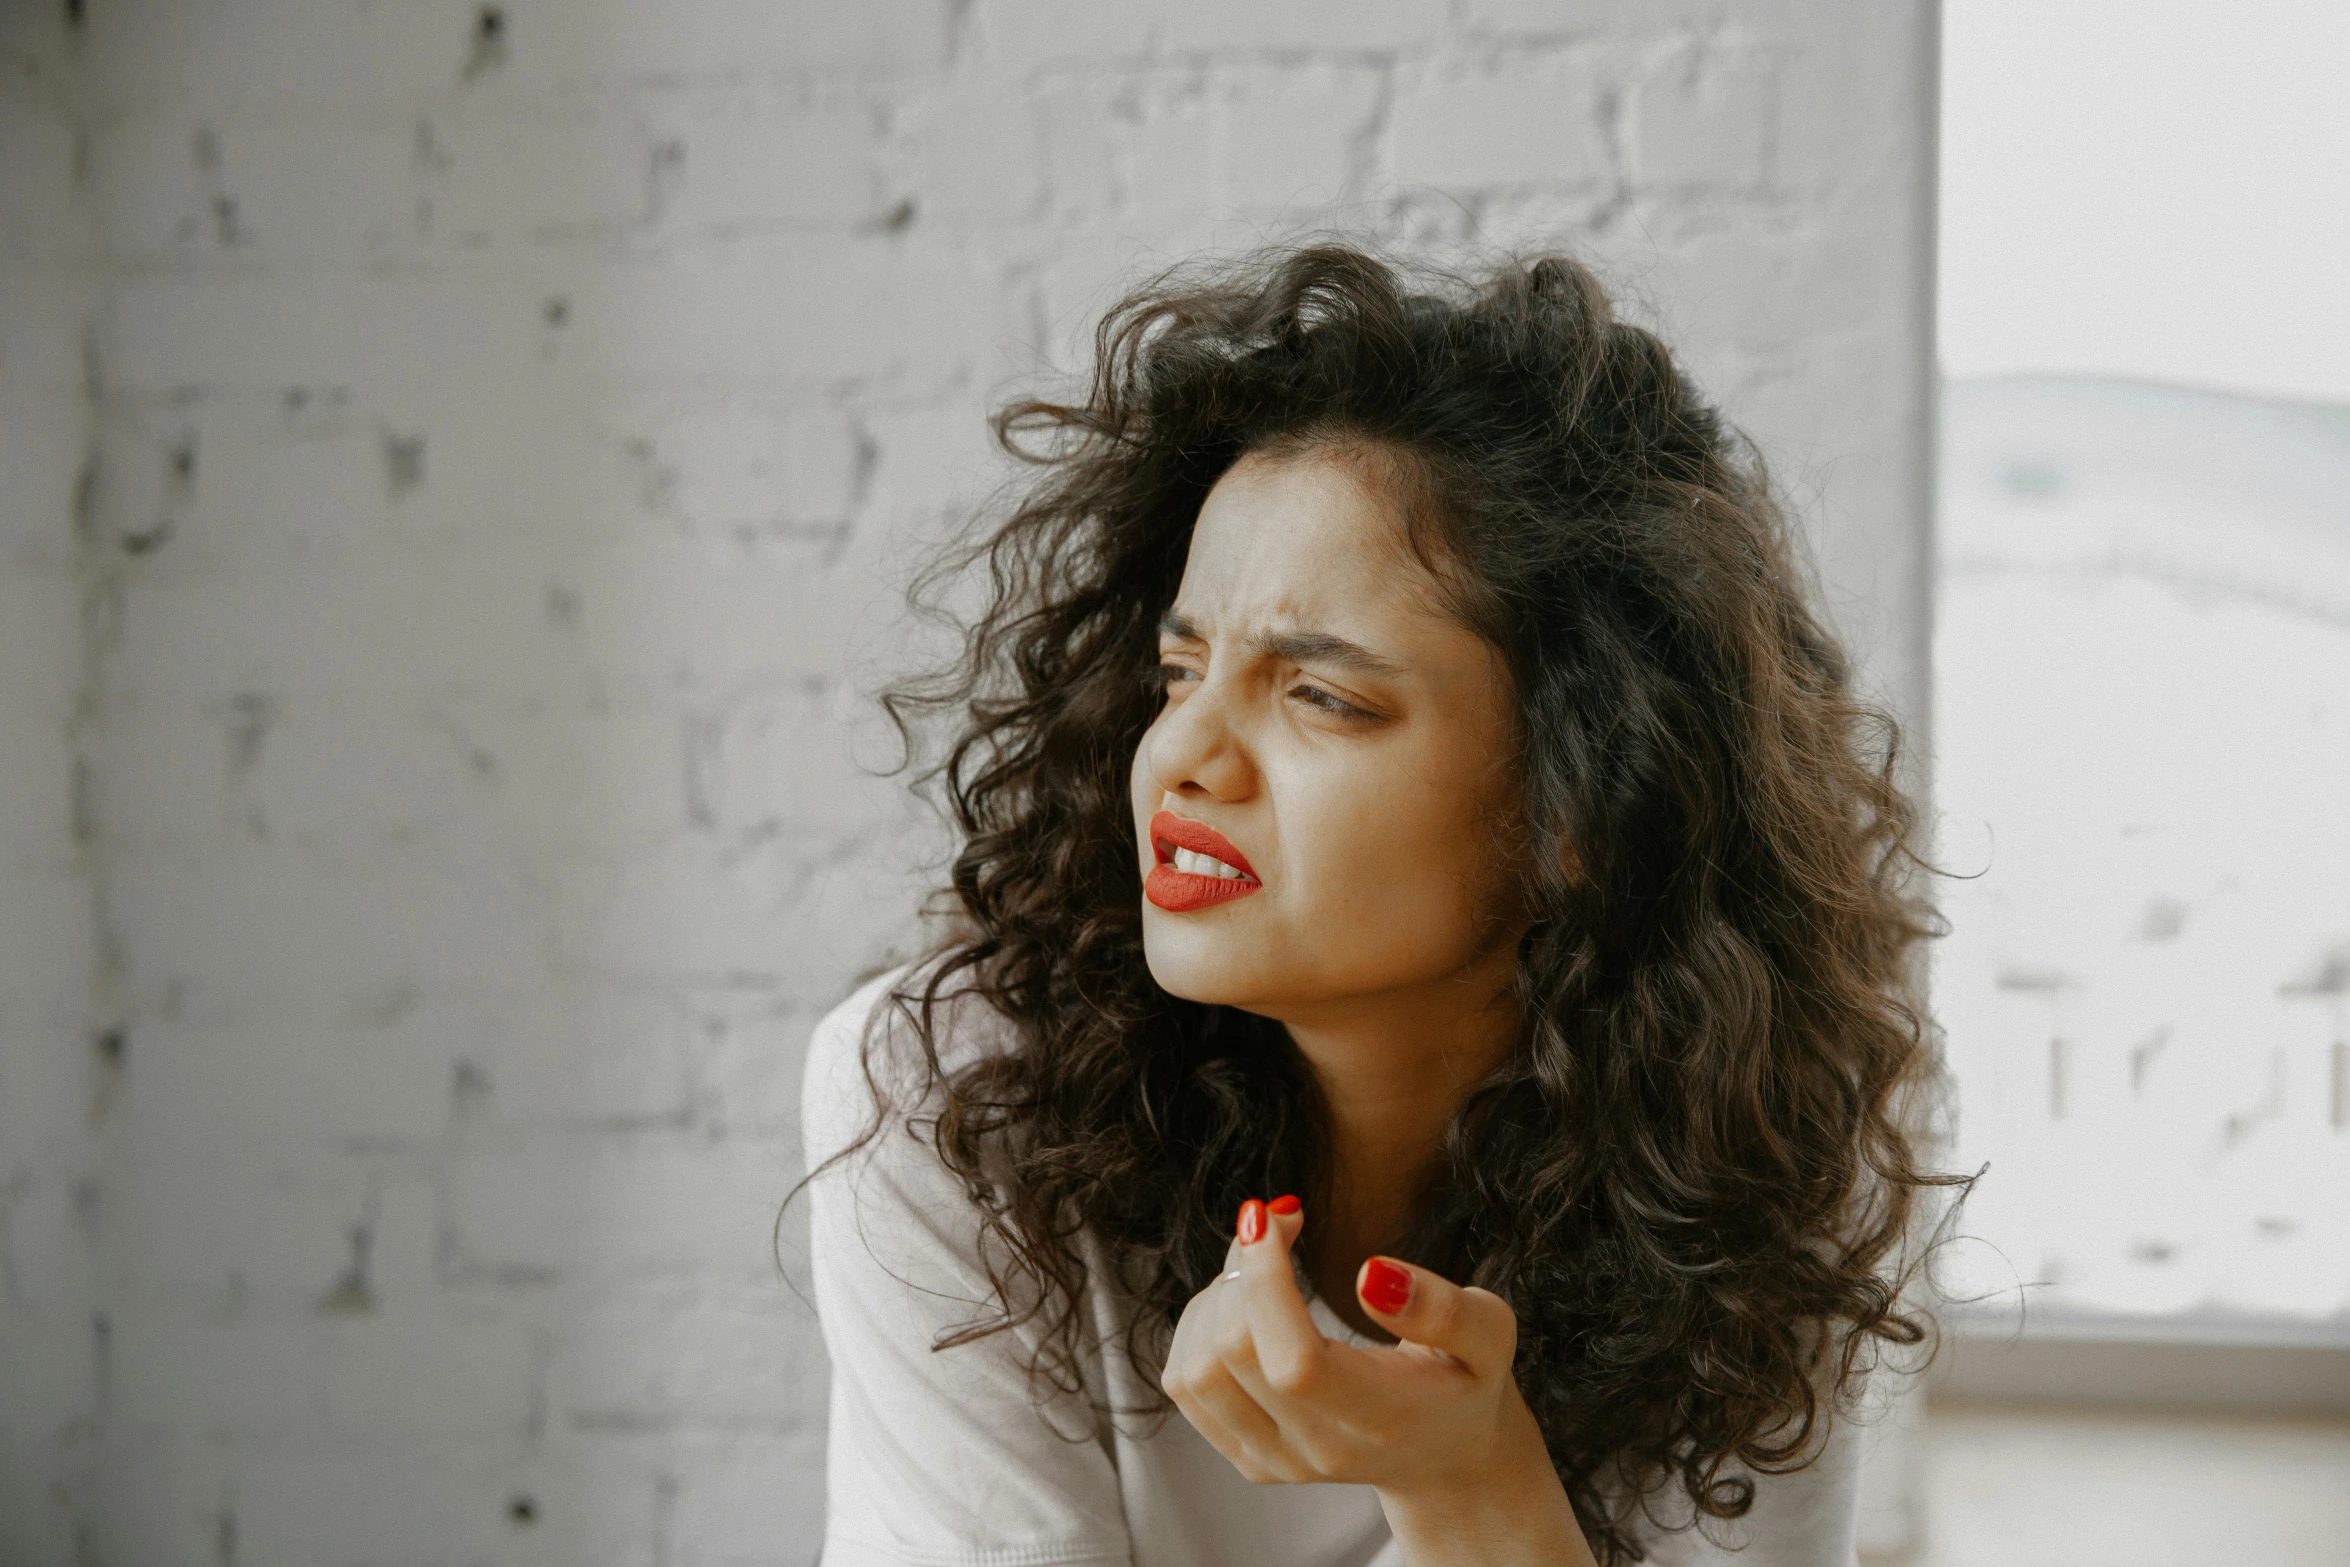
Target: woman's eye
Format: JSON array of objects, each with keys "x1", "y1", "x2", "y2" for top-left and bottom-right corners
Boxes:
[
  {"x1": 1289, "y1": 683, "x2": 1363, "y2": 718},
  {"x1": 1151, "y1": 662, "x2": 1201, "y2": 693}
]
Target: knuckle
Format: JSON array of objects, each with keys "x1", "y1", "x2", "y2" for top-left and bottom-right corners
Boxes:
[{"x1": 1262, "y1": 1349, "x2": 1321, "y2": 1399}]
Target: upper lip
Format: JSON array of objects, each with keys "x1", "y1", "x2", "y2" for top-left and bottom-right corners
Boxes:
[{"x1": 1149, "y1": 810, "x2": 1259, "y2": 880}]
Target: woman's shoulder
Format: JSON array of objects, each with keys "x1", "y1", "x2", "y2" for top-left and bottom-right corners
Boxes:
[
  {"x1": 799, "y1": 956, "x2": 1072, "y2": 1378},
  {"x1": 800, "y1": 953, "x2": 1022, "y2": 1172}
]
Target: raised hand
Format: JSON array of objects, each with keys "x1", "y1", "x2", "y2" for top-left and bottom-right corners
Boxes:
[{"x1": 1163, "y1": 1197, "x2": 1596, "y2": 1567}]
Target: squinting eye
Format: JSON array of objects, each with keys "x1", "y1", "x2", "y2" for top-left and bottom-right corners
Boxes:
[
  {"x1": 1151, "y1": 663, "x2": 1200, "y2": 691},
  {"x1": 1289, "y1": 684, "x2": 1360, "y2": 717}
]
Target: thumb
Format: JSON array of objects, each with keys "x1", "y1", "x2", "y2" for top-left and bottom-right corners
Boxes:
[{"x1": 1356, "y1": 1256, "x2": 1517, "y2": 1380}]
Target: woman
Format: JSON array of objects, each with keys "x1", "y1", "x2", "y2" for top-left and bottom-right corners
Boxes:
[{"x1": 802, "y1": 247, "x2": 1944, "y2": 1566}]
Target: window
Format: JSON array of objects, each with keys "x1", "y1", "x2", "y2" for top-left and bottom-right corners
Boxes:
[
  {"x1": 1934, "y1": 377, "x2": 2350, "y2": 1340},
  {"x1": 1935, "y1": 1, "x2": 2350, "y2": 1356}
]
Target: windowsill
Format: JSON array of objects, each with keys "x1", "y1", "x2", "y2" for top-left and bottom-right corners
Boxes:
[{"x1": 1932, "y1": 1307, "x2": 2350, "y2": 1411}]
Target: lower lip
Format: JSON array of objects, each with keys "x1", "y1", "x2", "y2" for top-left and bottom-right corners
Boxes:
[{"x1": 1144, "y1": 863, "x2": 1263, "y2": 912}]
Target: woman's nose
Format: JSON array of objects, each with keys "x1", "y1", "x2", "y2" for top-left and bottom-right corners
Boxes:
[{"x1": 1144, "y1": 679, "x2": 1257, "y2": 802}]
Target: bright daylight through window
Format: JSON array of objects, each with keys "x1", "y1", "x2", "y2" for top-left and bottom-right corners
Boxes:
[{"x1": 1934, "y1": 2, "x2": 2350, "y2": 1337}]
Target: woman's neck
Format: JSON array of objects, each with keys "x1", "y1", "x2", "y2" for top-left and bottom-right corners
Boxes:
[{"x1": 1271, "y1": 949, "x2": 1522, "y2": 1335}]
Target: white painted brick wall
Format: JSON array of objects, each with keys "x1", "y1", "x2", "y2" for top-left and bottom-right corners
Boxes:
[{"x1": 0, "y1": 2, "x2": 1936, "y2": 1562}]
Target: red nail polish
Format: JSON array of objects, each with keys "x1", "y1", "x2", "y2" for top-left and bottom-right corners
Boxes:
[
  {"x1": 1359, "y1": 1257, "x2": 1412, "y2": 1315},
  {"x1": 1237, "y1": 1199, "x2": 1266, "y2": 1244},
  {"x1": 1267, "y1": 1194, "x2": 1300, "y2": 1216}
]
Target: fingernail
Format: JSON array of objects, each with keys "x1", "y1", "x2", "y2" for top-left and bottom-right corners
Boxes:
[
  {"x1": 1236, "y1": 1199, "x2": 1266, "y2": 1245},
  {"x1": 1359, "y1": 1257, "x2": 1412, "y2": 1315},
  {"x1": 1267, "y1": 1194, "x2": 1301, "y2": 1216}
]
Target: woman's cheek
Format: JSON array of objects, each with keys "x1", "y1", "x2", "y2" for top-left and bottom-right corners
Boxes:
[
  {"x1": 1291, "y1": 782, "x2": 1442, "y2": 960},
  {"x1": 1350, "y1": 776, "x2": 1497, "y2": 969}
]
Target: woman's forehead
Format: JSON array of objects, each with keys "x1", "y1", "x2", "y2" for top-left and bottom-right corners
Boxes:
[{"x1": 1178, "y1": 450, "x2": 1445, "y2": 629}]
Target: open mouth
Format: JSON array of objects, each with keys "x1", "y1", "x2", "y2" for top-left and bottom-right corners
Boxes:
[{"x1": 1145, "y1": 809, "x2": 1263, "y2": 912}]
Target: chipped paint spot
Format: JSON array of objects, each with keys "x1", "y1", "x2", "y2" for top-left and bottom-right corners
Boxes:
[
  {"x1": 385, "y1": 432, "x2": 426, "y2": 495},
  {"x1": 319, "y1": 1216, "x2": 376, "y2": 1315},
  {"x1": 2127, "y1": 1026, "x2": 2169, "y2": 1094},
  {"x1": 461, "y1": 6, "x2": 507, "y2": 82},
  {"x1": 2280, "y1": 944, "x2": 2350, "y2": 996},
  {"x1": 220, "y1": 691, "x2": 275, "y2": 777},
  {"x1": 451, "y1": 1059, "x2": 492, "y2": 1119},
  {"x1": 544, "y1": 582, "x2": 582, "y2": 628}
]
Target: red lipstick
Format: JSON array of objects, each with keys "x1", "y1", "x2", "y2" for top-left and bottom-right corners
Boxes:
[{"x1": 1144, "y1": 809, "x2": 1262, "y2": 912}]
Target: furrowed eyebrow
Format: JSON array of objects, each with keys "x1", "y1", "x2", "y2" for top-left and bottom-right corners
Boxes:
[
  {"x1": 1255, "y1": 628, "x2": 1409, "y2": 678},
  {"x1": 1159, "y1": 612, "x2": 1409, "y2": 679}
]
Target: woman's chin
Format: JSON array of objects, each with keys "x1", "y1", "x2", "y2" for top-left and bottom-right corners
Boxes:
[{"x1": 1140, "y1": 920, "x2": 1279, "y2": 1007}]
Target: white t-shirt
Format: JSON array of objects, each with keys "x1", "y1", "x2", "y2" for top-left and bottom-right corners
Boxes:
[{"x1": 802, "y1": 968, "x2": 1865, "y2": 1567}]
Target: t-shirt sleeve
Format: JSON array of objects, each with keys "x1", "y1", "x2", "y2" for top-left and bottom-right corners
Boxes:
[{"x1": 802, "y1": 971, "x2": 1134, "y2": 1567}]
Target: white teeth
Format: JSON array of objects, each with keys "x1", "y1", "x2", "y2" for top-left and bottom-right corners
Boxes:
[{"x1": 1170, "y1": 846, "x2": 1247, "y2": 880}]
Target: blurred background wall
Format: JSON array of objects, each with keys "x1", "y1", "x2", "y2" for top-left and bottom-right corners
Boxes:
[{"x1": 0, "y1": 2, "x2": 1937, "y2": 1562}]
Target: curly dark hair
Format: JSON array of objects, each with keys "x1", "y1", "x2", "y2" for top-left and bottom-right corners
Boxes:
[{"x1": 854, "y1": 245, "x2": 1949, "y2": 1562}]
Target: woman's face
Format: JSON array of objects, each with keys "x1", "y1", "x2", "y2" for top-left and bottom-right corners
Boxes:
[{"x1": 1130, "y1": 446, "x2": 1525, "y2": 1021}]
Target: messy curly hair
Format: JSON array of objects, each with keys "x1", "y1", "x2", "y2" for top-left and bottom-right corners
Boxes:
[{"x1": 865, "y1": 245, "x2": 1948, "y2": 1562}]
